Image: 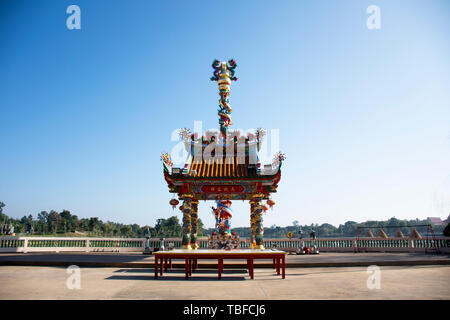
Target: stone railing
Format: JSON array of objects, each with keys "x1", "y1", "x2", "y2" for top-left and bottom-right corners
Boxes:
[
  {"x1": 265, "y1": 237, "x2": 450, "y2": 253},
  {"x1": 0, "y1": 237, "x2": 146, "y2": 253},
  {"x1": 0, "y1": 236, "x2": 449, "y2": 253}
]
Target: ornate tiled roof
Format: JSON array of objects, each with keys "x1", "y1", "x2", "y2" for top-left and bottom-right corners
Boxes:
[
  {"x1": 188, "y1": 156, "x2": 257, "y2": 178},
  {"x1": 187, "y1": 155, "x2": 258, "y2": 178}
]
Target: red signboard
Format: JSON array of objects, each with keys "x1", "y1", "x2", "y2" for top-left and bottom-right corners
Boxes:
[{"x1": 200, "y1": 185, "x2": 245, "y2": 194}]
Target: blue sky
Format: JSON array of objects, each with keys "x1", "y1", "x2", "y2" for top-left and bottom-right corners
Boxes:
[{"x1": 1, "y1": 0, "x2": 449, "y2": 228}]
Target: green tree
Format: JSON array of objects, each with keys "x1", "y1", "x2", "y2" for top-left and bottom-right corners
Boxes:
[
  {"x1": 48, "y1": 210, "x2": 59, "y2": 234},
  {"x1": 154, "y1": 216, "x2": 182, "y2": 237},
  {"x1": 0, "y1": 203, "x2": 7, "y2": 234},
  {"x1": 131, "y1": 224, "x2": 140, "y2": 235},
  {"x1": 71, "y1": 214, "x2": 80, "y2": 232},
  {"x1": 19, "y1": 215, "x2": 34, "y2": 234},
  {"x1": 197, "y1": 218, "x2": 205, "y2": 236},
  {"x1": 102, "y1": 222, "x2": 114, "y2": 237},
  {"x1": 342, "y1": 221, "x2": 358, "y2": 236},
  {"x1": 318, "y1": 223, "x2": 338, "y2": 237},
  {"x1": 0, "y1": 201, "x2": 5, "y2": 217},
  {"x1": 88, "y1": 217, "x2": 99, "y2": 234},
  {"x1": 59, "y1": 210, "x2": 71, "y2": 233},
  {"x1": 37, "y1": 211, "x2": 49, "y2": 234},
  {"x1": 120, "y1": 225, "x2": 133, "y2": 237},
  {"x1": 79, "y1": 218, "x2": 90, "y2": 232}
]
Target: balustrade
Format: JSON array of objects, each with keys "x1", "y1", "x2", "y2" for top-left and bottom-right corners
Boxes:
[{"x1": 0, "y1": 236, "x2": 449, "y2": 253}]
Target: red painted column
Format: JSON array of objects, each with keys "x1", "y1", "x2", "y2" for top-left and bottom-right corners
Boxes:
[
  {"x1": 154, "y1": 256, "x2": 158, "y2": 279},
  {"x1": 276, "y1": 257, "x2": 280, "y2": 275},
  {"x1": 185, "y1": 258, "x2": 189, "y2": 280},
  {"x1": 282, "y1": 255, "x2": 285, "y2": 279},
  {"x1": 218, "y1": 258, "x2": 223, "y2": 280}
]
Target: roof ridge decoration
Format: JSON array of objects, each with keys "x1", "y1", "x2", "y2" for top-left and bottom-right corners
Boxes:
[
  {"x1": 272, "y1": 152, "x2": 286, "y2": 169},
  {"x1": 210, "y1": 59, "x2": 237, "y2": 138},
  {"x1": 160, "y1": 152, "x2": 173, "y2": 173}
]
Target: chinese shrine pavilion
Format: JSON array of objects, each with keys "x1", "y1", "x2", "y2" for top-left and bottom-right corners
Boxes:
[{"x1": 161, "y1": 60, "x2": 285, "y2": 250}]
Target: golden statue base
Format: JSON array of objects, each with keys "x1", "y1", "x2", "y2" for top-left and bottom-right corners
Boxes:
[
  {"x1": 254, "y1": 244, "x2": 265, "y2": 250},
  {"x1": 191, "y1": 243, "x2": 199, "y2": 250},
  {"x1": 182, "y1": 244, "x2": 192, "y2": 250}
]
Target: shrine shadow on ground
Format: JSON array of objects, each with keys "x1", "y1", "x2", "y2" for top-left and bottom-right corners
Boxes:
[
  {"x1": 0, "y1": 253, "x2": 151, "y2": 263},
  {"x1": 107, "y1": 268, "x2": 248, "y2": 281}
]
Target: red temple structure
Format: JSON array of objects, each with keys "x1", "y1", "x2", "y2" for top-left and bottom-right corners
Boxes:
[{"x1": 161, "y1": 60, "x2": 285, "y2": 250}]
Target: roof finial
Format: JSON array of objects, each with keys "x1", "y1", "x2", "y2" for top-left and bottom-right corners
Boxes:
[{"x1": 211, "y1": 59, "x2": 237, "y2": 138}]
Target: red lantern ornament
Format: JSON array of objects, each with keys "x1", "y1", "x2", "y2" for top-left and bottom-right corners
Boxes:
[
  {"x1": 179, "y1": 205, "x2": 184, "y2": 211},
  {"x1": 262, "y1": 205, "x2": 268, "y2": 212},
  {"x1": 267, "y1": 199, "x2": 275, "y2": 209},
  {"x1": 169, "y1": 199, "x2": 179, "y2": 210}
]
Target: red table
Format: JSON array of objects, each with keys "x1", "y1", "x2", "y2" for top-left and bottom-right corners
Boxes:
[{"x1": 153, "y1": 249, "x2": 286, "y2": 280}]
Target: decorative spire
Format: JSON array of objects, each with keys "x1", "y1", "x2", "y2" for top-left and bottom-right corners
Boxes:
[{"x1": 211, "y1": 59, "x2": 237, "y2": 138}]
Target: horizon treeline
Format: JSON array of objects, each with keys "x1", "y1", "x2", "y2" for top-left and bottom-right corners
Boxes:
[{"x1": 0, "y1": 202, "x2": 448, "y2": 238}]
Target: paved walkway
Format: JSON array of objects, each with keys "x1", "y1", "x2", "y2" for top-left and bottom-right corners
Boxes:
[
  {"x1": 0, "y1": 265, "x2": 449, "y2": 299},
  {"x1": 0, "y1": 252, "x2": 449, "y2": 268}
]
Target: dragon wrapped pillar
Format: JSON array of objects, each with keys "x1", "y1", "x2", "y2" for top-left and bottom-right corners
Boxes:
[
  {"x1": 249, "y1": 201, "x2": 256, "y2": 249},
  {"x1": 190, "y1": 200, "x2": 199, "y2": 250},
  {"x1": 210, "y1": 59, "x2": 237, "y2": 138},
  {"x1": 251, "y1": 194, "x2": 265, "y2": 249},
  {"x1": 180, "y1": 194, "x2": 193, "y2": 250}
]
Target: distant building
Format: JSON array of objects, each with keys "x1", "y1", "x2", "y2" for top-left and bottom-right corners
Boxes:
[{"x1": 427, "y1": 216, "x2": 447, "y2": 226}]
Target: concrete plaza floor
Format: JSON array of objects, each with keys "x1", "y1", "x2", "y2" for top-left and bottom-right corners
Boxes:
[{"x1": 0, "y1": 265, "x2": 449, "y2": 299}]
